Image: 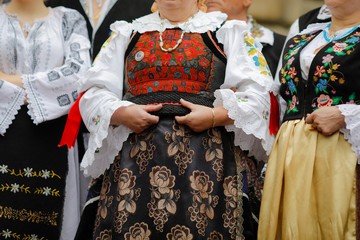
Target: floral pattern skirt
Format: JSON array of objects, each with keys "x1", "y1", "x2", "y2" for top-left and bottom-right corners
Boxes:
[{"x1": 91, "y1": 117, "x2": 261, "y2": 240}]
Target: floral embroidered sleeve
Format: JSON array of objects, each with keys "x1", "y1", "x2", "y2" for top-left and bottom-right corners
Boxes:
[
  {"x1": 214, "y1": 20, "x2": 276, "y2": 162},
  {"x1": 23, "y1": 9, "x2": 91, "y2": 124},
  {"x1": 0, "y1": 80, "x2": 26, "y2": 135},
  {"x1": 79, "y1": 21, "x2": 135, "y2": 177}
]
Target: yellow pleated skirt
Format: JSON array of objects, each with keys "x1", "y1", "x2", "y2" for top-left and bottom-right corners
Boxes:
[{"x1": 258, "y1": 119, "x2": 357, "y2": 240}]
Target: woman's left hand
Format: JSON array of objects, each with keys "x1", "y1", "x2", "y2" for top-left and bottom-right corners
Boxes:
[
  {"x1": 175, "y1": 99, "x2": 213, "y2": 132},
  {"x1": 175, "y1": 99, "x2": 234, "y2": 132},
  {"x1": 305, "y1": 106, "x2": 346, "y2": 136}
]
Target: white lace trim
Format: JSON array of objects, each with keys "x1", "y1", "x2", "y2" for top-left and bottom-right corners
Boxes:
[
  {"x1": 131, "y1": 10, "x2": 227, "y2": 34},
  {"x1": 22, "y1": 75, "x2": 46, "y2": 124},
  {"x1": 214, "y1": 89, "x2": 273, "y2": 162},
  {"x1": 80, "y1": 100, "x2": 134, "y2": 177},
  {"x1": 338, "y1": 104, "x2": 360, "y2": 163},
  {"x1": 0, "y1": 87, "x2": 26, "y2": 136}
]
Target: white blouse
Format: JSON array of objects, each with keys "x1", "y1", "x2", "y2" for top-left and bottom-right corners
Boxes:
[
  {"x1": 0, "y1": 6, "x2": 91, "y2": 135},
  {"x1": 276, "y1": 22, "x2": 360, "y2": 162},
  {"x1": 79, "y1": 10, "x2": 277, "y2": 178}
]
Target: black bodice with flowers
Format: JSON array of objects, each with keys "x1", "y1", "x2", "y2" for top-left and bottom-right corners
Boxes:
[
  {"x1": 280, "y1": 27, "x2": 360, "y2": 122},
  {"x1": 123, "y1": 28, "x2": 226, "y2": 116}
]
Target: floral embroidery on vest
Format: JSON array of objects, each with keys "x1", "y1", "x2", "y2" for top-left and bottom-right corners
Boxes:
[{"x1": 126, "y1": 30, "x2": 215, "y2": 96}]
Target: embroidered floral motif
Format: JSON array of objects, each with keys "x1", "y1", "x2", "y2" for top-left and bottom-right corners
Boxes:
[
  {"x1": 129, "y1": 128, "x2": 156, "y2": 174},
  {"x1": 207, "y1": 231, "x2": 224, "y2": 240},
  {"x1": 126, "y1": 31, "x2": 214, "y2": 96},
  {"x1": 250, "y1": 18, "x2": 264, "y2": 38},
  {"x1": 96, "y1": 229, "x2": 112, "y2": 240},
  {"x1": 165, "y1": 122, "x2": 194, "y2": 175},
  {"x1": 222, "y1": 176, "x2": 238, "y2": 240},
  {"x1": 325, "y1": 31, "x2": 360, "y2": 56},
  {"x1": 188, "y1": 170, "x2": 219, "y2": 236},
  {"x1": 0, "y1": 166, "x2": 61, "y2": 179},
  {"x1": 124, "y1": 222, "x2": 151, "y2": 240},
  {"x1": 244, "y1": 33, "x2": 271, "y2": 76},
  {"x1": 92, "y1": 115, "x2": 100, "y2": 125},
  {"x1": 0, "y1": 230, "x2": 48, "y2": 240},
  {"x1": 287, "y1": 95, "x2": 299, "y2": 114},
  {"x1": 166, "y1": 225, "x2": 193, "y2": 240},
  {"x1": 262, "y1": 110, "x2": 269, "y2": 120},
  {"x1": 202, "y1": 128, "x2": 224, "y2": 181},
  {"x1": 148, "y1": 166, "x2": 181, "y2": 232},
  {"x1": 113, "y1": 168, "x2": 141, "y2": 234},
  {"x1": 0, "y1": 205, "x2": 59, "y2": 226},
  {"x1": 237, "y1": 96, "x2": 248, "y2": 102},
  {"x1": 34, "y1": 187, "x2": 60, "y2": 197}
]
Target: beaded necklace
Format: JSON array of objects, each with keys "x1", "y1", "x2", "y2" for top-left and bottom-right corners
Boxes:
[{"x1": 158, "y1": 15, "x2": 194, "y2": 52}]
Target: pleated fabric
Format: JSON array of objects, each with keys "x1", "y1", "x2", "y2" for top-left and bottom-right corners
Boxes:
[{"x1": 258, "y1": 119, "x2": 356, "y2": 240}]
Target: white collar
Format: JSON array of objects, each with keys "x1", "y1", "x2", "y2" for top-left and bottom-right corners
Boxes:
[
  {"x1": 317, "y1": 4, "x2": 331, "y2": 20},
  {"x1": 131, "y1": 10, "x2": 227, "y2": 34}
]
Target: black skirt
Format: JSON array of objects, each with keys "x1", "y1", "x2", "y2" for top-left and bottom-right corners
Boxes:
[
  {"x1": 0, "y1": 105, "x2": 68, "y2": 239},
  {"x1": 81, "y1": 117, "x2": 260, "y2": 239}
]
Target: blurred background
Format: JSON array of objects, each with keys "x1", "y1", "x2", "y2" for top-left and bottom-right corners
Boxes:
[{"x1": 249, "y1": 0, "x2": 324, "y2": 35}]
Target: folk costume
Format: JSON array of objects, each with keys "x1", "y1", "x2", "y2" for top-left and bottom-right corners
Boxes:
[
  {"x1": 258, "y1": 21, "x2": 360, "y2": 239},
  {"x1": 46, "y1": 0, "x2": 152, "y2": 59},
  {"x1": 74, "y1": 10, "x2": 276, "y2": 239},
  {"x1": 0, "y1": 6, "x2": 90, "y2": 239},
  {"x1": 248, "y1": 15, "x2": 285, "y2": 77}
]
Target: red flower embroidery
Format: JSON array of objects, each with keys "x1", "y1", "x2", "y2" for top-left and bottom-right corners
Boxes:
[
  {"x1": 314, "y1": 66, "x2": 325, "y2": 77},
  {"x1": 288, "y1": 67, "x2": 297, "y2": 78},
  {"x1": 333, "y1": 43, "x2": 348, "y2": 53},
  {"x1": 317, "y1": 94, "x2": 333, "y2": 108}
]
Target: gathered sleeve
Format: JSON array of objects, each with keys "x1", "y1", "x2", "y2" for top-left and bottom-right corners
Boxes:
[
  {"x1": 79, "y1": 21, "x2": 135, "y2": 177},
  {"x1": 23, "y1": 9, "x2": 91, "y2": 124},
  {"x1": 338, "y1": 104, "x2": 360, "y2": 162},
  {"x1": 0, "y1": 80, "x2": 26, "y2": 135},
  {"x1": 214, "y1": 20, "x2": 276, "y2": 162}
]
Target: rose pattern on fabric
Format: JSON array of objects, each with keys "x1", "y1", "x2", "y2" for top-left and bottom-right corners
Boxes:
[
  {"x1": 124, "y1": 222, "x2": 151, "y2": 240},
  {"x1": 129, "y1": 128, "x2": 156, "y2": 174},
  {"x1": 188, "y1": 170, "x2": 219, "y2": 236},
  {"x1": 113, "y1": 166, "x2": 141, "y2": 234},
  {"x1": 202, "y1": 128, "x2": 224, "y2": 181},
  {"x1": 148, "y1": 166, "x2": 181, "y2": 232},
  {"x1": 165, "y1": 122, "x2": 194, "y2": 175}
]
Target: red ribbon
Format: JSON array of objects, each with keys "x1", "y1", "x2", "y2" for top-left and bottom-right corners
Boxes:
[
  {"x1": 58, "y1": 92, "x2": 85, "y2": 149},
  {"x1": 269, "y1": 91, "x2": 280, "y2": 136}
]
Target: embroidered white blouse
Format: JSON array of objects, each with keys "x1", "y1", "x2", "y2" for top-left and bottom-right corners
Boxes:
[
  {"x1": 0, "y1": 6, "x2": 91, "y2": 135},
  {"x1": 78, "y1": 10, "x2": 277, "y2": 178},
  {"x1": 275, "y1": 22, "x2": 360, "y2": 162}
]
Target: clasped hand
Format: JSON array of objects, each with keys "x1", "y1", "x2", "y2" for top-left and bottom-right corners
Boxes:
[
  {"x1": 110, "y1": 99, "x2": 215, "y2": 133},
  {"x1": 305, "y1": 106, "x2": 346, "y2": 136}
]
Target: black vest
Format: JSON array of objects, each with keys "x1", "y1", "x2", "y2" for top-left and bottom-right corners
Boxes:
[{"x1": 280, "y1": 28, "x2": 360, "y2": 122}]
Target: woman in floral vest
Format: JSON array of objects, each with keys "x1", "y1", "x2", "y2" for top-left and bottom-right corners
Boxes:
[{"x1": 258, "y1": 0, "x2": 360, "y2": 239}]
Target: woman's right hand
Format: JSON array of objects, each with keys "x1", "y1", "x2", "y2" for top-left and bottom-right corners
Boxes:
[{"x1": 110, "y1": 104, "x2": 163, "y2": 133}]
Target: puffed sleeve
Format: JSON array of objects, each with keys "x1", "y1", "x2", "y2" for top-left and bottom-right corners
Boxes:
[
  {"x1": 23, "y1": 8, "x2": 91, "y2": 124},
  {"x1": 338, "y1": 104, "x2": 360, "y2": 162},
  {"x1": 214, "y1": 20, "x2": 276, "y2": 162},
  {"x1": 79, "y1": 21, "x2": 135, "y2": 177},
  {"x1": 0, "y1": 80, "x2": 26, "y2": 135}
]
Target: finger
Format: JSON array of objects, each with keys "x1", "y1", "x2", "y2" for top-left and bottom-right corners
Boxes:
[
  {"x1": 175, "y1": 115, "x2": 187, "y2": 125},
  {"x1": 305, "y1": 113, "x2": 314, "y2": 124},
  {"x1": 143, "y1": 104, "x2": 163, "y2": 112},
  {"x1": 179, "y1": 99, "x2": 195, "y2": 110},
  {"x1": 147, "y1": 114, "x2": 160, "y2": 124}
]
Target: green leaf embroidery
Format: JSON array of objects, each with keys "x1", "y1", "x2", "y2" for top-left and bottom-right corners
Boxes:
[{"x1": 332, "y1": 96, "x2": 342, "y2": 105}]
